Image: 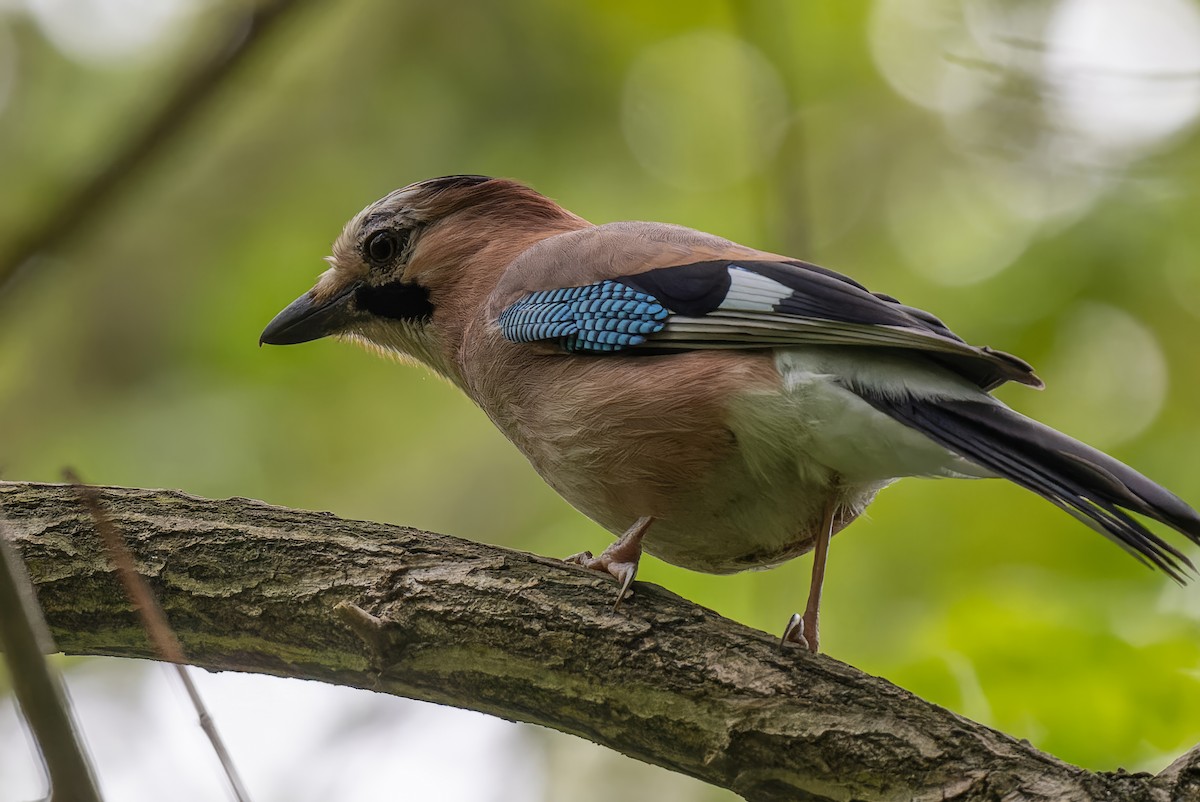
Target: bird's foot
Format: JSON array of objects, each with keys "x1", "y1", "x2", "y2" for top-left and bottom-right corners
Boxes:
[
  {"x1": 565, "y1": 516, "x2": 653, "y2": 610},
  {"x1": 566, "y1": 548, "x2": 639, "y2": 609},
  {"x1": 780, "y1": 611, "x2": 819, "y2": 654}
]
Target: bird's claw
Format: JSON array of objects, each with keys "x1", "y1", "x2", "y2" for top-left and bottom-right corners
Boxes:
[
  {"x1": 565, "y1": 550, "x2": 639, "y2": 610},
  {"x1": 612, "y1": 561, "x2": 638, "y2": 610},
  {"x1": 781, "y1": 612, "x2": 815, "y2": 653},
  {"x1": 565, "y1": 517, "x2": 651, "y2": 610}
]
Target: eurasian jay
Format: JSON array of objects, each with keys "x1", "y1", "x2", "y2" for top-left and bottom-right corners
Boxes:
[{"x1": 260, "y1": 175, "x2": 1200, "y2": 653}]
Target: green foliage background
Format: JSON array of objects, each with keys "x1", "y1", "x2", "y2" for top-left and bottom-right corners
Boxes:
[{"x1": 2, "y1": 0, "x2": 1199, "y2": 797}]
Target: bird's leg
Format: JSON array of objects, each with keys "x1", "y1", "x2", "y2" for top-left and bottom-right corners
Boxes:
[
  {"x1": 782, "y1": 497, "x2": 838, "y2": 653},
  {"x1": 566, "y1": 516, "x2": 655, "y2": 609}
]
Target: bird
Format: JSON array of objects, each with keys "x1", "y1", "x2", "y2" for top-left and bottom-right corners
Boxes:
[{"x1": 260, "y1": 175, "x2": 1200, "y2": 653}]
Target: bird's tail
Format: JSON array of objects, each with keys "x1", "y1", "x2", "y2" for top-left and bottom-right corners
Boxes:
[{"x1": 857, "y1": 393, "x2": 1200, "y2": 581}]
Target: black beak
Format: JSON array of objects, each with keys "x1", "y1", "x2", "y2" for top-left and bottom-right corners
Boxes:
[{"x1": 259, "y1": 282, "x2": 361, "y2": 346}]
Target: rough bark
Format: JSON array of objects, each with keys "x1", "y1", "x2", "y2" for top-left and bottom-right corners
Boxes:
[{"x1": 1, "y1": 481, "x2": 1195, "y2": 802}]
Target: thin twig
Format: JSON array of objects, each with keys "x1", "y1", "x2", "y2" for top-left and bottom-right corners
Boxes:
[
  {"x1": 0, "y1": 0, "x2": 312, "y2": 297},
  {"x1": 0, "y1": 504, "x2": 103, "y2": 802},
  {"x1": 64, "y1": 469, "x2": 253, "y2": 802}
]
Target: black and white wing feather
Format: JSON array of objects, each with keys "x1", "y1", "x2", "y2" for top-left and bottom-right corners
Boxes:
[{"x1": 499, "y1": 257, "x2": 1041, "y2": 391}]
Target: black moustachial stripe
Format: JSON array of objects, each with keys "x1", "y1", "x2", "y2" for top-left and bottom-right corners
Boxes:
[
  {"x1": 356, "y1": 281, "x2": 433, "y2": 322},
  {"x1": 617, "y1": 261, "x2": 732, "y2": 316}
]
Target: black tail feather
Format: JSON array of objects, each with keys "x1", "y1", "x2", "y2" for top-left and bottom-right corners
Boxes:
[{"x1": 858, "y1": 393, "x2": 1200, "y2": 582}]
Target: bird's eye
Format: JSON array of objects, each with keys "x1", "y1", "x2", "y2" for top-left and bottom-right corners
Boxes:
[{"x1": 363, "y1": 229, "x2": 408, "y2": 266}]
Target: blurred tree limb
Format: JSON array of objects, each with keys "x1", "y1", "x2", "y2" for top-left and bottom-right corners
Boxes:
[
  {"x1": 2, "y1": 481, "x2": 1196, "y2": 802},
  {"x1": 0, "y1": 0, "x2": 313, "y2": 297},
  {"x1": 0, "y1": 508, "x2": 102, "y2": 802}
]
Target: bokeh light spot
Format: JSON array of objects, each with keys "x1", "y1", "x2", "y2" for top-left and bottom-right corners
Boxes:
[
  {"x1": 23, "y1": 0, "x2": 203, "y2": 64},
  {"x1": 1044, "y1": 0, "x2": 1200, "y2": 158},
  {"x1": 869, "y1": 0, "x2": 997, "y2": 114},
  {"x1": 621, "y1": 31, "x2": 788, "y2": 189},
  {"x1": 1023, "y1": 302, "x2": 1167, "y2": 448},
  {"x1": 885, "y1": 155, "x2": 1034, "y2": 285}
]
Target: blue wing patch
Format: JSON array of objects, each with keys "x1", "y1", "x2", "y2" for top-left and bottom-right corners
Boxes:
[{"x1": 498, "y1": 280, "x2": 670, "y2": 353}]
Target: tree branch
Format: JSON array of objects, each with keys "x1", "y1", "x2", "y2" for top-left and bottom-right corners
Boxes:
[{"x1": 1, "y1": 481, "x2": 1193, "y2": 802}]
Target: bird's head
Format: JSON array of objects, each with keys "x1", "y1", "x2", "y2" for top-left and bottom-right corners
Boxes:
[{"x1": 259, "y1": 175, "x2": 588, "y2": 381}]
